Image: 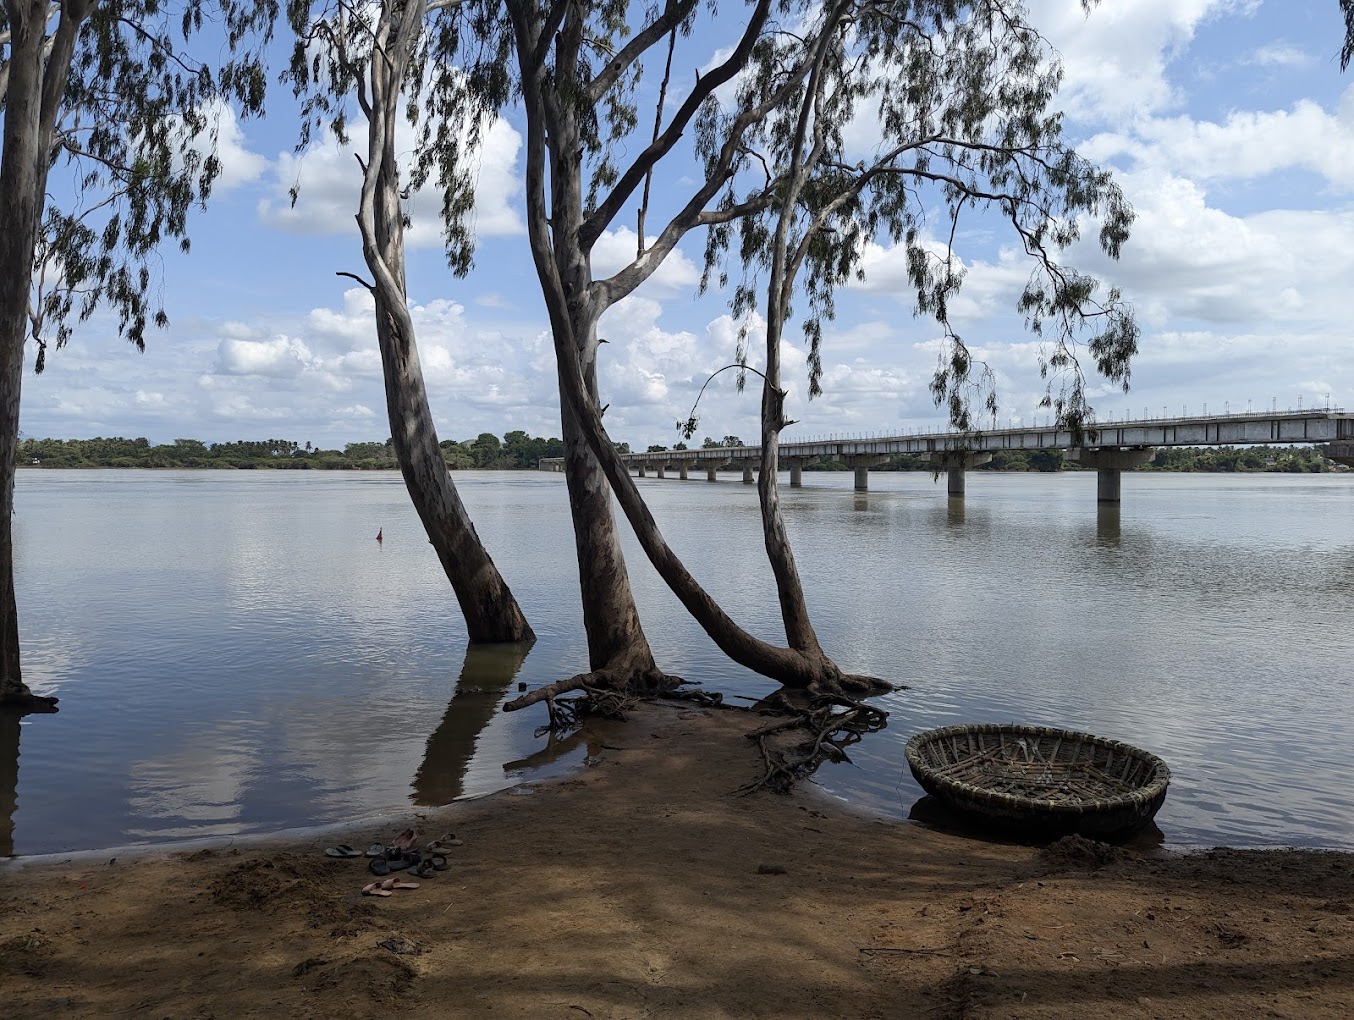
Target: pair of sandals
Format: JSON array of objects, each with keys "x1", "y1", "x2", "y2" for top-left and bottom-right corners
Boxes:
[{"x1": 362, "y1": 877, "x2": 419, "y2": 897}]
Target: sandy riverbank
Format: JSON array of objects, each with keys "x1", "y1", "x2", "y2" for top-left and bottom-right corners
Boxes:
[{"x1": 2, "y1": 702, "x2": 1350, "y2": 1019}]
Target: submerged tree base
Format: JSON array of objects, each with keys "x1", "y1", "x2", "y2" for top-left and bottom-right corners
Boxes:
[
  {"x1": 506, "y1": 667, "x2": 896, "y2": 794},
  {"x1": 0, "y1": 686, "x2": 59, "y2": 714}
]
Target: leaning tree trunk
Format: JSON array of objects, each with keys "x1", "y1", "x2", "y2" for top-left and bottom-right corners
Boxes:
[
  {"x1": 357, "y1": 0, "x2": 533, "y2": 644},
  {"x1": 501, "y1": 3, "x2": 661, "y2": 710},
  {"x1": 557, "y1": 333, "x2": 658, "y2": 680},
  {"x1": 502, "y1": 0, "x2": 878, "y2": 705},
  {"x1": 0, "y1": 1, "x2": 81, "y2": 712}
]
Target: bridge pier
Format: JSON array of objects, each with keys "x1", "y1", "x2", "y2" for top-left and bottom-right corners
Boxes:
[
  {"x1": 637, "y1": 465, "x2": 646, "y2": 478},
  {"x1": 1067, "y1": 446, "x2": 1155, "y2": 503},
  {"x1": 655, "y1": 464, "x2": 665, "y2": 479},
  {"x1": 678, "y1": 462, "x2": 688, "y2": 480},
  {"x1": 1325, "y1": 441, "x2": 1354, "y2": 467},
  {"x1": 741, "y1": 462, "x2": 755, "y2": 485},
  {"x1": 926, "y1": 452, "x2": 993, "y2": 498},
  {"x1": 788, "y1": 459, "x2": 804, "y2": 487},
  {"x1": 845, "y1": 454, "x2": 887, "y2": 491}
]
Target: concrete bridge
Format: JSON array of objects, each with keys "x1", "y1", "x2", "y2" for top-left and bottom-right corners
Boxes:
[{"x1": 538, "y1": 408, "x2": 1354, "y2": 503}]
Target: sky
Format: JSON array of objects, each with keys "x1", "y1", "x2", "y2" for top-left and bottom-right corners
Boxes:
[{"x1": 20, "y1": 0, "x2": 1354, "y2": 450}]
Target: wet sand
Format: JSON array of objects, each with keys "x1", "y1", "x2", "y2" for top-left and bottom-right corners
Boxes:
[{"x1": 2, "y1": 702, "x2": 1351, "y2": 1018}]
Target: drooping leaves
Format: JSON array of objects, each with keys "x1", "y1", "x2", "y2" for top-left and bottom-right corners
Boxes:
[
  {"x1": 698, "y1": 0, "x2": 1137, "y2": 438},
  {"x1": 5, "y1": 1, "x2": 277, "y2": 372}
]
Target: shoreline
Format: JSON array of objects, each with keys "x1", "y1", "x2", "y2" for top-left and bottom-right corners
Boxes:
[{"x1": 3, "y1": 702, "x2": 1351, "y2": 1019}]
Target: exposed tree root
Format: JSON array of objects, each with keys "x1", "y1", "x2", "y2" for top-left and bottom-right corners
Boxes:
[
  {"x1": 736, "y1": 689, "x2": 891, "y2": 795},
  {"x1": 503, "y1": 665, "x2": 894, "y2": 781},
  {"x1": 503, "y1": 667, "x2": 696, "y2": 739}
]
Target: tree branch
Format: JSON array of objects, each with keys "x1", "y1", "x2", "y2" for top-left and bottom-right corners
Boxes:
[{"x1": 578, "y1": 0, "x2": 773, "y2": 251}]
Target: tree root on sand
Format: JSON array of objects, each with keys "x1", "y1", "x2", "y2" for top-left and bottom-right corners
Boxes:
[
  {"x1": 736, "y1": 689, "x2": 890, "y2": 795},
  {"x1": 503, "y1": 668, "x2": 698, "y2": 739}
]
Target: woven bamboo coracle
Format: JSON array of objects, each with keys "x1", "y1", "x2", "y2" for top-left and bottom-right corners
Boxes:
[{"x1": 905, "y1": 723, "x2": 1171, "y2": 837}]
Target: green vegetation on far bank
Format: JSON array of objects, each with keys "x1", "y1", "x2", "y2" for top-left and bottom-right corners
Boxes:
[
  {"x1": 18, "y1": 432, "x2": 565, "y2": 471},
  {"x1": 17, "y1": 437, "x2": 1344, "y2": 473}
]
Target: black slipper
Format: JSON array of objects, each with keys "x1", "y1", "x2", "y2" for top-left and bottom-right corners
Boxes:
[
  {"x1": 325, "y1": 844, "x2": 361, "y2": 858},
  {"x1": 411, "y1": 858, "x2": 436, "y2": 879},
  {"x1": 364, "y1": 843, "x2": 385, "y2": 858},
  {"x1": 375, "y1": 850, "x2": 421, "y2": 875},
  {"x1": 428, "y1": 853, "x2": 449, "y2": 871}
]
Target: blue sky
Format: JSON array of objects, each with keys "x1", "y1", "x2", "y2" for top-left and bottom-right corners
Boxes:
[{"x1": 21, "y1": 0, "x2": 1354, "y2": 449}]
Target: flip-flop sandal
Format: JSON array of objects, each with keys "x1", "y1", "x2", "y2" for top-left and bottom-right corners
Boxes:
[
  {"x1": 369, "y1": 857, "x2": 393, "y2": 876},
  {"x1": 411, "y1": 858, "x2": 436, "y2": 879},
  {"x1": 427, "y1": 833, "x2": 463, "y2": 851},
  {"x1": 428, "y1": 853, "x2": 449, "y2": 871},
  {"x1": 325, "y1": 844, "x2": 362, "y2": 858},
  {"x1": 361, "y1": 882, "x2": 393, "y2": 897},
  {"x1": 364, "y1": 843, "x2": 385, "y2": 858},
  {"x1": 387, "y1": 879, "x2": 420, "y2": 890}
]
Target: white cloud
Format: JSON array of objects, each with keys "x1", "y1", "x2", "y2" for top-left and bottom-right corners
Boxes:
[
  {"x1": 1249, "y1": 42, "x2": 1313, "y2": 67},
  {"x1": 258, "y1": 116, "x2": 525, "y2": 247},
  {"x1": 215, "y1": 335, "x2": 319, "y2": 378},
  {"x1": 1083, "y1": 86, "x2": 1354, "y2": 190},
  {"x1": 1026, "y1": 0, "x2": 1251, "y2": 120},
  {"x1": 591, "y1": 227, "x2": 702, "y2": 296}
]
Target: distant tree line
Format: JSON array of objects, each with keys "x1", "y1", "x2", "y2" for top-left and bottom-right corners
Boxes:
[
  {"x1": 18, "y1": 432, "x2": 565, "y2": 471},
  {"x1": 17, "y1": 437, "x2": 1342, "y2": 473}
]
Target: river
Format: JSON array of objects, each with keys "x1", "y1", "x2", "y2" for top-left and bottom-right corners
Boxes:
[{"x1": 3, "y1": 467, "x2": 1351, "y2": 856}]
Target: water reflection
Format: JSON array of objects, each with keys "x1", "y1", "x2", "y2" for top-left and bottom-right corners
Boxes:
[
  {"x1": 947, "y1": 497, "x2": 966, "y2": 527},
  {"x1": 0, "y1": 710, "x2": 18, "y2": 856},
  {"x1": 411, "y1": 642, "x2": 534, "y2": 805},
  {"x1": 1095, "y1": 505, "x2": 1121, "y2": 546}
]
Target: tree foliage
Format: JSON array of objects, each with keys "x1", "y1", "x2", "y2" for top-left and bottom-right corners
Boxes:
[
  {"x1": 699, "y1": 0, "x2": 1134, "y2": 438},
  {"x1": 1, "y1": 0, "x2": 275, "y2": 370}
]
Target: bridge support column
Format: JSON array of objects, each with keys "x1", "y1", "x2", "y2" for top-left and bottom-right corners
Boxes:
[
  {"x1": 1324, "y1": 441, "x2": 1354, "y2": 467},
  {"x1": 1067, "y1": 446, "x2": 1155, "y2": 503},
  {"x1": 926, "y1": 452, "x2": 993, "y2": 499},
  {"x1": 678, "y1": 462, "x2": 689, "y2": 480},
  {"x1": 845, "y1": 454, "x2": 887, "y2": 491},
  {"x1": 741, "y1": 463, "x2": 755, "y2": 485},
  {"x1": 788, "y1": 460, "x2": 804, "y2": 487},
  {"x1": 706, "y1": 466, "x2": 718, "y2": 482},
  {"x1": 637, "y1": 466, "x2": 646, "y2": 477},
  {"x1": 655, "y1": 465, "x2": 665, "y2": 479}
]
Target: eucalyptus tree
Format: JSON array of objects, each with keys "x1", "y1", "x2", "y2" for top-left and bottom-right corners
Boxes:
[
  {"x1": 285, "y1": 0, "x2": 534, "y2": 644},
  {"x1": 281, "y1": 1, "x2": 1137, "y2": 705},
  {"x1": 489, "y1": 0, "x2": 1135, "y2": 707},
  {"x1": 691, "y1": 0, "x2": 1135, "y2": 675},
  {"x1": 0, "y1": 1, "x2": 272, "y2": 711}
]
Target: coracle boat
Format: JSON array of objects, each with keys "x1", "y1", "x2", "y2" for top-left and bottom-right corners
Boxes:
[{"x1": 905, "y1": 723, "x2": 1170, "y2": 838}]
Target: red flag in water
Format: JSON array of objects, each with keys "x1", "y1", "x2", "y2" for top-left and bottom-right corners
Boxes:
[{"x1": 376, "y1": 529, "x2": 383, "y2": 543}]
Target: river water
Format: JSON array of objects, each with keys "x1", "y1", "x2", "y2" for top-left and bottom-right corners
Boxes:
[{"x1": 3, "y1": 468, "x2": 1351, "y2": 856}]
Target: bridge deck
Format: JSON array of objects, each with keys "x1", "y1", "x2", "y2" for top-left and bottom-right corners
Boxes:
[{"x1": 539, "y1": 408, "x2": 1352, "y2": 469}]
